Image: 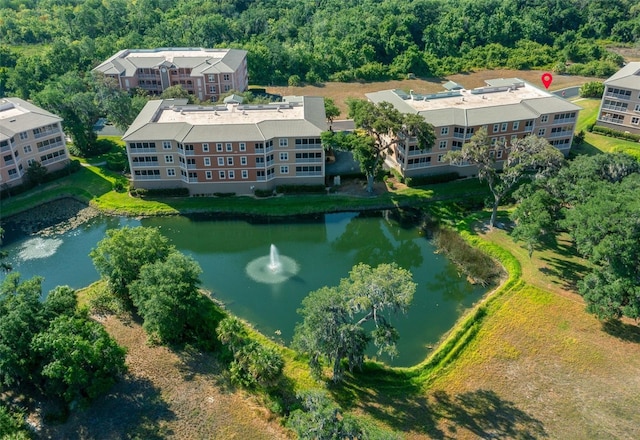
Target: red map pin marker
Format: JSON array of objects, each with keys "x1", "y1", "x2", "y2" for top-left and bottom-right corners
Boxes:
[{"x1": 541, "y1": 72, "x2": 553, "y2": 89}]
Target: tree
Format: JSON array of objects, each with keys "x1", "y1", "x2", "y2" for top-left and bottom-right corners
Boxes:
[
  {"x1": 159, "y1": 84, "x2": 193, "y2": 102},
  {"x1": 0, "y1": 273, "x2": 44, "y2": 387},
  {"x1": 93, "y1": 73, "x2": 148, "y2": 131},
  {"x1": 447, "y1": 128, "x2": 564, "y2": 227},
  {"x1": 129, "y1": 251, "x2": 206, "y2": 344},
  {"x1": 218, "y1": 317, "x2": 284, "y2": 388},
  {"x1": 286, "y1": 390, "x2": 364, "y2": 440},
  {"x1": 293, "y1": 263, "x2": 416, "y2": 382},
  {"x1": 323, "y1": 99, "x2": 435, "y2": 193},
  {"x1": 25, "y1": 160, "x2": 47, "y2": 186},
  {"x1": 0, "y1": 227, "x2": 11, "y2": 273},
  {"x1": 32, "y1": 312, "x2": 127, "y2": 405},
  {"x1": 323, "y1": 97, "x2": 340, "y2": 125},
  {"x1": 32, "y1": 72, "x2": 101, "y2": 157},
  {"x1": 90, "y1": 226, "x2": 173, "y2": 302},
  {"x1": 579, "y1": 81, "x2": 605, "y2": 98}
]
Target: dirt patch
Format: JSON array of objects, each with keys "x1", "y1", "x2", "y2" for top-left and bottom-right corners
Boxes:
[
  {"x1": 266, "y1": 70, "x2": 598, "y2": 115},
  {"x1": 39, "y1": 313, "x2": 291, "y2": 439}
]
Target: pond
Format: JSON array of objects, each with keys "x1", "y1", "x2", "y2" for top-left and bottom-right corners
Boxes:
[{"x1": 1, "y1": 209, "x2": 487, "y2": 367}]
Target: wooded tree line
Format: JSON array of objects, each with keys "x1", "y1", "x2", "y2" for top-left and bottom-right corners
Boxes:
[{"x1": 0, "y1": 0, "x2": 638, "y2": 99}]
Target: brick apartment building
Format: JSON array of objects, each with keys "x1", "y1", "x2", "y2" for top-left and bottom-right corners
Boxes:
[
  {"x1": 0, "y1": 98, "x2": 69, "y2": 188},
  {"x1": 597, "y1": 62, "x2": 640, "y2": 135},
  {"x1": 366, "y1": 78, "x2": 581, "y2": 178},
  {"x1": 93, "y1": 48, "x2": 248, "y2": 102},
  {"x1": 122, "y1": 96, "x2": 327, "y2": 195}
]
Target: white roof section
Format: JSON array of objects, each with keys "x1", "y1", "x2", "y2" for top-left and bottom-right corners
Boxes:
[
  {"x1": 366, "y1": 78, "x2": 581, "y2": 127},
  {"x1": 93, "y1": 48, "x2": 247, "y2": 77},
  {"x1": 604, "y1": 62, "x2": 640, "y2": 89},
  {"x1": 0, "y1": 97, "x2": 62, "y2": 140},
  {"x1": 123, "y1": 96, "x2": 327, "y2": 143}
]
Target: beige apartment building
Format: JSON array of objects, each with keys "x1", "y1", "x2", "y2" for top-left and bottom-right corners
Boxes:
[
  {"x1": 93, "y1": 48, "x2": 248, "y2": 102},
  {"x1": 122, "y1": 96, "x2": 327, "y2": 195},
  {"x1": 0, "y1": 98, "x2": 69, "y2": 188},
  {"x1": 366, "y1": 78, "x2": 581, "y2": 178},
  {"x1": 597, "y1": 62, "x2": 640, "y2": 135}
]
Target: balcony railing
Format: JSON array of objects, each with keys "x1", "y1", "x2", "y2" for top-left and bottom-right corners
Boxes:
[
  {"x1": 602, "y1": 104, "x2": 628, "y2": 112},
  {"x1": 4, "y1": 159, "x2": 14, "y2": 166},
  {"x1": 1, "y1": 145, "x2": 12, "y2": 153},
  {"x1": 135, "y1": 175, "x2": 162, "y2": 180},
  {"x1": 605, "y1": 92, "x2": 631, "y2": 100},
  {"x1": 295, "y1": 171, "x2": 322, "y2": 176},
  {"x1": 37, "y1": 140, "x2": 65, "y2": 153},
  {"x1": 295, "y1": 158, "x2": 323, "y2": 163}
]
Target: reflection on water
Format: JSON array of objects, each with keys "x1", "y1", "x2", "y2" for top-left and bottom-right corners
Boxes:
[{"x1": 0, "y1": 209, "x2": 488, "y2": 367}]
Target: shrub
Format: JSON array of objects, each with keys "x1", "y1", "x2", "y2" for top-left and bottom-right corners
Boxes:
[
  {"x1": 254, "y1": 188, "x2": 274, "y2": 198},
  {"x1": 433, "y1": 227, "x2": 503, "y2": 286},
  {"x1": 406, "y1": 172, "x2": 460, "y2": 187},
  {"x1": 579, "y1": 81, "x2": 605, "y2": 98},
  {"x1": 213, "y1": 192, "x2": 236, "y2": 197},
  {"x1": 592, "y1": 125, "x2": 640, "y2": 142},
  {"x1": 130, "y1": 187, "x2": 189, "y2": 197},
  {"x1": 275, "y1": 184, "x2": 326, "y2": 194}
]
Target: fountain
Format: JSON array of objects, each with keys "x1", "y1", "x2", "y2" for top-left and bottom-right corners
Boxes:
[
  {"x1": 268, "y1": 244, "x2": 282, "y2": 273},
  {"x1": 246, "y1": 244, "x2": 299, "y2": 284}
]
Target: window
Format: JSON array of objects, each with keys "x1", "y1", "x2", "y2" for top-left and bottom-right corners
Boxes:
[
  {"x1": 202, "y1": 143, "x2": 209, "y2": 152},
  {"x1": 165, "y1": 155, "x2": 174, "y2": 163},
  {"x1": 223, "y1": 74, "x2": 230, "y2": 81},
  {"x1": 493, "y1": 124, "x2": 499, "y2": 133},
  {"x1": 635, "y1": 104, "x2": 640, "y2": 112},
  {"x1": 511, "y1": 135, "x2": 518, "y2": 143},
  {"x1": 437, "y1": 154, "x2": 444, "y2": 162},
  {"x1": 167, "y1": 168, "x2": 176, "y2": 176},
  {"x1": 497, "y1": 150, "x2": 503, "y2": 159},
  {"x1": 217, "y1": 157, "x2": 224, "y2": 166},
  {"x1": 280, "y1": 166, "x2": 289, "y2": 174},
  {"x1": 163, "y1": 141, "x2": 172, "y2": 149},
  {"x1": 204, "y1": 157, "x2": 211, "y2": 166},
  {"x1": 206, "y1": 171, "x2": 212, "y2": 180},
  {"x1": 441, "y1": 127, "x2": 449, "y2": 135},
  {"x1": 216, "y1": 143, "x2": 223, "y2": 152},
  {"x1": 501, "y1": 123, "x2": 508, "y2": 132},
  {"x1": 279, "y1": 152, "x2": 288, "y2": 161},
  {"x1": 279, "y1": 138, "x2": 288, "y2": 147},
  {"x1": 219, "y1": 171, "x2": 226, "y2": 179},
  {"x1": 23, "y1": 145, "x2": 32, "y2": 153},
  {"x1": 239, "y1": 143, "x2": 246, "y2": 151},
  {"x1": 499, "y1": 136, "x2": 506, "y2": 144},
  {"x1": 439, "y1": 140, "x2": 447, "y2": 149},
  {"x1": 540, "y1": 115, "x2": 549, "y2": 123},
  {"x1": 209, "y1": 86, "x2": 216, "y2": 94},
  {"x1": 538, "y1": 128, "x2": 546, "y2": 136},
  {"x1": 226, "y1": 143, "x2": 232, "y2": 151},
  {"x1": 7, "y1": 168, "x2": 16, "y2": 176},
  {"x1": 19, "y1": 132, "x2": 28, "y2": 140},
  {"x1": 228, "y1": 170, "x2": 235, "y2": 179},
  {"x1": 224, "y1": 85, "x2": 230, "y2": 92},
  {"x1": 227, "y1": 157, "x2": 234, "y2": 165},
  {"x1": 512, "y1": 121, "x2": 519, "y2": 130},
  {"x1": 207, "y1": 74, "x2": 215, "y2": 82},
  {"x1": 633, "y1": 117, "x2": 640, "y2": 125},
  {"x1": 242, "y1": 170, "x2": 248, "y2": 179},
  {"x1": 240, "y1": 156, "x2": 247, "y2": 165}
]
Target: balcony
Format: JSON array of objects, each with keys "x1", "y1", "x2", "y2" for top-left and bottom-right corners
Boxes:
[
  {"x1": 4, "y1": 159, "x2": 14, "y2": 166},
  {"x1": 37, "y1": 140, "x2": 65, "y2": 153},
  {"x1": 295, "y1": 171, "x2": 322, "y2": 176},
  {"x1": 295, "y1": 157, "x2": 323, "y2": 163},
  {"x1": 1, "y1": 145, "x2": 11, "y2": 153},
  {"x1": 136, "y1": 174, "x2": 161, "y2": 180},
  {"x1": 602, "y1": 104, "x2": 628, "y2": 112},
  {"x1": 34, "y1": 127, "x2": 59, "y2": 139},
  {"x1": 605, "y1": 92, "x2": 631, "y2": 100},
  {"x1": 131, "y1": 162, "x2": 158, "y2": 168}
]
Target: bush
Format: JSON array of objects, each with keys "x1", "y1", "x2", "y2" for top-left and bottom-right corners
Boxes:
[
  {"x1": 130, "y1": 187, "x2": 189, "y2": 197},
  {"x1": 275, "y1": 184, "x2": 326, "y2": 194},
  {"x1": 592, "y1": 125, "x2": 640, "y2": 142},
  {"x1": 579, "y1": 81, "x2": 605, "y2": 98},
  {"x1": 433, "y1": 227, "x2": 503, "y2": 286},
  {"x1": 213, "y1": 192, "x2": 236, "y2": 197},
  {"x1": 254, "y1": 188, "x2": 274, "y2": 198},
  {"x1": 406, "y1": 172, "x2": 460, "y2": 187}
]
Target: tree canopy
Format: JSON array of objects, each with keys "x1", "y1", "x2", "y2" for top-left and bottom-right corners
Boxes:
[
  {"x1": 293, "y1": 262, "x2": 416, "y2": 382},
  {"x1": 511, "y1": 153, "x2": 640, "y2": 320},
  {"x1": 323, "y1": 99, "x2": 435, "y2": 192},
  {"x1": 447, "y1": 128, "x2": 565, "y2": 227}
]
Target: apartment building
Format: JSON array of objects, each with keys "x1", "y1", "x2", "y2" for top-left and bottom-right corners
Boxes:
[
  {"x1": 93, "y1": 48, "x2": 248, "y2": 102},
  {"x1": 597, "y1": 62, "x2": 640, "y2": 135},
  {"x1": 0, "y1": 98, "x2": 69, "y2": 188},
  {"x1": 366, "y1": 78, "x2": 581, "y2": 177},
  {"x1": 122, "y1": 96, "x2": 327, "y2": 195}
]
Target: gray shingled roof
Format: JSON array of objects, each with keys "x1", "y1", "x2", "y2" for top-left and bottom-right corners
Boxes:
[
  {"x1": 0, "y1": 98, "x2": 62, "y2": 138},
  {"x1": 523, "y1": 96, "x2": 582, "y2": 115},
  {"x1": 123, "y1": 97, "x2": 326, "y2": 143},
  {"x1": 604, "y1": 62, "x2": 640, "y2": 89},
  {"x1": 93, "y1": 48, "x2": 247, "y2": 78}
]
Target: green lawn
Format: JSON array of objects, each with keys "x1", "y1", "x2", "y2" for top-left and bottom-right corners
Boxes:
[{"x1": 571, "y1": 98, "x2": 640, "y2": 158}]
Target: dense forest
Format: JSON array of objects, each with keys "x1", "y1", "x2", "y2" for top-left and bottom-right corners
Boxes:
[{"x1": 1, "y1": 0, "x2": 639, "y2": 99}]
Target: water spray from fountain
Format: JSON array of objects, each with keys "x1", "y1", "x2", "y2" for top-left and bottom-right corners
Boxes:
[{"x1": 246, "y1": 244, "x2": 299, "y2": 284}]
